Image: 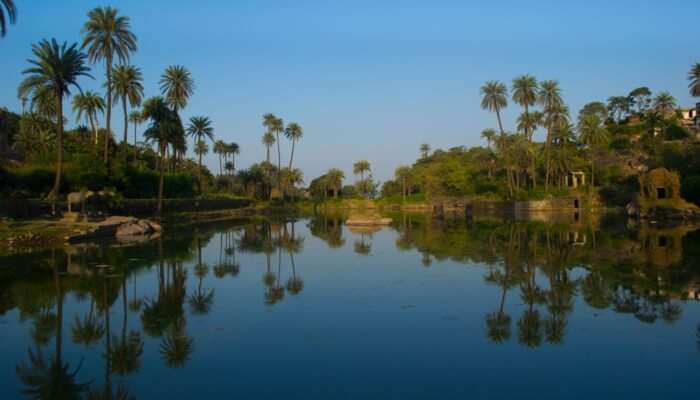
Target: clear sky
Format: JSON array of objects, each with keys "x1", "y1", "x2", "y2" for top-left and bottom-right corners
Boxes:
[{"x1": 1, "y1": 0, "x2": 698, "y2": 182}]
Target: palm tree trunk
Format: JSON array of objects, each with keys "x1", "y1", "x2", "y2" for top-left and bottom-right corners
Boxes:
[
  {"x1": 276, "y1": 132, "x2": 282, "y2": 192},
  {"x1": 266, "y1": 145, "x2": 270, "y2": 163},
  {"x1": 104, "y1": 55, "x2": 112, "y2": 166},
  {"x1": 402, "y1": 178, "x2": 406, "y2": 203},
  {"x1": 218, "y1": 154, "x2": 222, "y2": 176},
  {"x1": 157, "y1": 144, "x2": 165, "y2": 218},
  {"x1": 545, "y1": 128, "x2": 552, "y2": 192},
  {"x1": 289, "y1": 139, "x2": 295, "y2": 170},
  {"x1": 122, "y1": 94, "x2": 128, "y2": 156},
  {"x1": 495, "y1": 108, "x2": 505, "y2": 136},
  {"x1": 198, "y1": 151, "x2": 203, "y2": 194},
  {"x1": 51, "y1": 93, "x2": 63, "y2": 204}
]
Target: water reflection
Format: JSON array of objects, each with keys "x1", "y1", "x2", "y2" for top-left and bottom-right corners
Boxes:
[{"x1": 2, "y1": 213, "x2": 700, "y2": 398}]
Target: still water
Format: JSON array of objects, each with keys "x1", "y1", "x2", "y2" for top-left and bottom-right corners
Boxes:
[{"x1": 1, "y1": 213, "x2": 699, "y2": 399}]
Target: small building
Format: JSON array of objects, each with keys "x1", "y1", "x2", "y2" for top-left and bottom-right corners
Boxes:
[
  {"x1": 678, "y1": 102, "x2": 700, "y2": 132},
  {"x1": 639, "y1": 168, "x2": 680, "y2": 202},
  {"x1": 565, "y1": 171, "x2": 586, "y2": 189}
]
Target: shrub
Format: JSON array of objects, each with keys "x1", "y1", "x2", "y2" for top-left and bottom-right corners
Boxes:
[
  {"x1": 664, "y1": 124, "x2": 690, "y2": 141},
  {"x1": 681, "y1": 176, "x2": 700, "y2": 206}
]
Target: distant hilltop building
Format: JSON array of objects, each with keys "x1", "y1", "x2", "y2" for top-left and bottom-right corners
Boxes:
[{"x1": 678, "y1": 102, "x2": 700, "y2": 132}]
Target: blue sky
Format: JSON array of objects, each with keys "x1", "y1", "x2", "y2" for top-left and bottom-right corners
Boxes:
[{"x1": 1, "y1": 0, "x2": 698, "y2": 181}]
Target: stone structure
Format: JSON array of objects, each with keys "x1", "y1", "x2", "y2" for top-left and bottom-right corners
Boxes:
[
  {"x1": 639, "y1": 168, "x2": 681, "y2": 202},
  {"x1": 564, "y1": 171, "x2": 586, "y2": 188}
]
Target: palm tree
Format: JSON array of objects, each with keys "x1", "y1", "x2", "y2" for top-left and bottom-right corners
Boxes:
[
  {"x1": 143, "y1": 96, "x2": 185, "y2": 217},
  {"x1": 480, "y1": 81, "x2": 508, "y2": 135},
  {"x1": 82, "y1": 6, "x2": 137, "y2": 165},
  {"x1": 538, "y1": 80, "x2": 564, "y2": 191},
  {"x1": 1, "y1": 0, "x2": 16, "y2": 37},
  {"x1": 186, "y1": 116, "x2": 214, "y2": 194},
  {"x1": 512, "y1": 75, "x2": 539, "y2": 141},
  {"x1": 263, "y1": 113, "x2": 284, "y2": 191},
  {"x1": 128, "y1": 110, "x2": 142, "y2": 151},
  {"x1": 689, "y1": 62, "x2": 700, "y2": 97},
  {"x1": 578, "y1": 114, "x2": 609, "y2": 188},
  {"x1": 420, "y1": 143, "x2": 431, "y2": 159},
  {"x1": 353, "y1": 160, "x2": 370, "y2": 180},
  {"x1": 112, "y1": 64, "x2": 143, "y2": 153},
  {"x1": 653, "y1": 91, "x2": 677, "y2": 114},
  {"x1": 227, "y1": 142, "x2": 240, "y2": 175},
  {"x1": 326, "y1": 168, "x2": 344, "y2": 198},
  {"x1": 262, "y1": 131, "x2": 275, "y2": 162},
  {"x1": 285, "y1": 122, "x2": 303, "y2": 170},
  {"x1": 72, "y1": 90, "x2": 105, "y2": 146},
  {"x1": 160, "y1": 65, "x2": 194, "y2": 113},
  {"x1": 19, "y1": 39, "x2": 91, "y2": 202},
  {"x1": 395, "y1": 165, "x2": 412, "y2": 203},
  {"x1": 213, "y1": 140, "x2": 226, "y2": 176},
  {"x1": 481, "y1": 128, "x2": 496, "y2": 149}
]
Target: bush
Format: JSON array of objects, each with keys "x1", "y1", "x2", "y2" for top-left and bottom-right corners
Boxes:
[
  {"x1": 599, "y1": 175, "x2": 638, "y2": 207},
  {"x1": 609, "y1": 137, "x2": 632, "y2": 152},
  {"x1": 664, "y1": 124, "x2": 690, "y2": 141}
]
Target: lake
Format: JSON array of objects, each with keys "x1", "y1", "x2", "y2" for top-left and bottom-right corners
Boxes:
[{"x1": 1, "y1": 212, "x2": 699, "y2": 399}]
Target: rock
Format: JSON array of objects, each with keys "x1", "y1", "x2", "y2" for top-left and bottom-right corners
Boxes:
[{"x1": 115, "y1": 219, "x2": 159, "y2": 238}]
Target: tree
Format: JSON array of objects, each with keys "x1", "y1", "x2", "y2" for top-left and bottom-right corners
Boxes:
[
  {"x1": 481, "y1": 128, "x2": 496, "y2": 149},
  {"x1": 262, "y1": 113, "x2": 285, "y2": 192},
  {"x1": 578, "y1": 113, "x2": 609, "y2": 188},
  {"x1": 262, "y1": 131, "x2": 275, "y2": 163},
  {"x1": 112, "y1": 64, "x2": 143, "y2": 153},
  {"x1": 326, "y1": 168, "x2": 344, "y2": 198},
  {"x1": 420, "y1": 143, "x2": 431, "y2": 159},
  {"x1": 538, "y1": 80, "x2": 564, "y2": 191},
  {"x1": 142, "y1": 96, "x2": 185, "y2": 217},
  {"x1": 480, "y1": 81, "x2": 508, "y2": 135},
  {"x1": 629, "y1": 86, "x2": 652, "y2": 114},
  {"x1": 160, "y1": 65, "x2": 194, "y2": 113},
  {"x1": 395, "y1": 165, "x2": 412, "y2": 202},
  {"x1": 72, "y1": 90, "x2": 105, "y2": 146},
  {"x1": 227, "y1": 142, "x2": 240, "y2": 175},
  {"x1": 653, "y1": 91, "x2": 677, "y2": 114},
  {"x1": 1, "y1": 0, "x2": 16, "y2": 37},
  {"x1": 128, "y1": 109, "x2": 142, "y2": 153},
  {"x1": 512, "y1": 75, "x2": 538, "y2": 141},
  {"x1": 19, "y1": 39, "x2": 91, "y2": 202},
  {"x1": 194, "y1": 140, "x2": 209, "y2": 192},
  {"x1": 213, "y1": 140, "x2": 226, "y2": 176},
  {"x1": 284, "y1": 122, "x2": 303, "y2": 170},
  {"x1": 689, "y1": 62, "x2": 700, "y2": 97},
  {"x1": 607, "y1": 96, "x2": 632, "y2": 122},
  {"x1": 353, "y1": 160, "x2": 372, "y2": 198},
  {"x1": 186, "y1": 116, "x2": 214, "y2": 194},
  {"x1": 82, "y1": 6, "x2": 137, "y2": 165}
]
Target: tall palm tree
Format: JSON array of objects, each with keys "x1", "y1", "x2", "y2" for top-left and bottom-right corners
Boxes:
[
  {"x1": 481, "y1": 128, "x2": 496, "y2": 149},
  {"x1": 213, "y1": 140, "x2": 226, "y2": 176},
  {"x1": 142, "y1": 96, "x2": 185, "y2": 217},
  {"x1": 353, "y1": 160, "x2": 371, "y2": 198},
  {"x1": 689, "y1": 62, "x2": 700, "y2": 97},
  {"x1": 263, "y1": 113, "x2": 284, "y2": 191},
  {"x1": 19, "y1": 39, "x2": 91, "y2": 202},
  {"x1": 227, "y1": 142, "x2": 240, "y2": 175},
  {"x1": 326, "y1": 168, "x2": 344, "y2": 198},
  {"x1": 112, "y1": 64, "x2": 143, "y2": 153},
  {"x1": 480, "y1": 81, "x2": 508, "y2": 135},
  {"x1": 395, "y1": 165, "x2": 412, "y2": 203},
  {"x1": 512, "y1": 75, "x2": 539, "y2": 141},
  {"x1": 284, "y1": 122, "x2": 303, "y2": 170},
  {"x1": 72, "y1": 90, "x2": 105, "y2": 146},
  {"x1": 160, "y1": 65, "x2": 194, "y2": 113},
  {"x1": 194, "y1": 140, "x2": 209, "y2": 193},
  {"x1": 82, "y1": 6, "x2": 137, "y2": 165},
  {"x1": 262, "y1": 131, "x2": 275, "y2": 162},
  {"x1": 128, "y1": 110, "x2": 142, "y2": 151},
  {"x1": 579, "y1": 114, "x2": 609, "y2": 188},
  {"x1": 538, "y1": 80, "x2": 564, "y2": 191},
  {"x1": 186, "y1": 116, "x2": 214, "y2": 194},
  {"x1": 0, "y1": 0, "x2": 16, "y2": 37},
  {"x1": 653, "y1": 91, "x2": 677, "y2": 114}
]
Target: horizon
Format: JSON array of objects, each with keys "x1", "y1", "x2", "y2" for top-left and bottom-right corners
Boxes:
[{"x1": 1, "y1": 0, "x2": 699, "y2": 182}]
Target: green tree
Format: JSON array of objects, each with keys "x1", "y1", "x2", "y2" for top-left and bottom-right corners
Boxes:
[
  {"x1": 395, "y1": 165, "x2": 412, "y2": 203},
  {"x1": 578, "y1": 113, "x2": 609, "y2": 188},
  {"x1": 481, "y1": 129, "x2": 496, "y2": 149},
  {"x1": 0, "y1": 0, "x2": 16, "y2": 37},
  {"x1": 213, "y1": 140, "x2": 226, "y2": 176},
  {"x1": 480, "y1": 80, "x2": 508, "y2": 135},
  {"x1": 263, "y1": 113, "x2": 284, "y2": 191},
  {"x1": 653, "y1": 91, "x2": 677, "y2": 114},
  {"x1": 512, "y1": 74, "x2": 539, "y2": 141},
  {"x1": 128, "y1": 109, "x2": 143, "y2": 152},
  {"x1": 19, "y1": 39, "x2": 91, "y2": 201},
  {"x1": 142, "y1": 96, "x2": 185, "y2": 217},
  {"x1": 284, "y1": 122, "x2": 303, "y2": 170},
  {"x1": 420, "y1": 143, "x2": 431, "y2": 158},
  {"x1": 186, "y1": 116, "x2": 214, "y2": 193},
  {"x1": 538, "y1": 80, "x2": 564, "y2": 191},
  {"x1": 326, "y1": 168, "x2": 344, "y2": 198},
  {"x1": 629, "y1": 86, "x2": 652, "y2": 114},
  {"x1": 81, "y1": 6, "x2": 137, "y2": 165},
  {"x1": 689, "y1": 62, "x2": 700, "y2": 97},
  {"x1": 72, "y1": 90, "x2": 105, "y2": 146},
  {"x1": 160, "y1": 65, "x2": 194, "y2": 113},
  {"x1": 227, "y1": 142, "x2": 240, "y2": 175},
  {"x1": 112, "y1": 64, "x2": 143, "y2": 153},
  {"x1": 262, "y1": 131, "x2": 275, "y2": 163}
]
